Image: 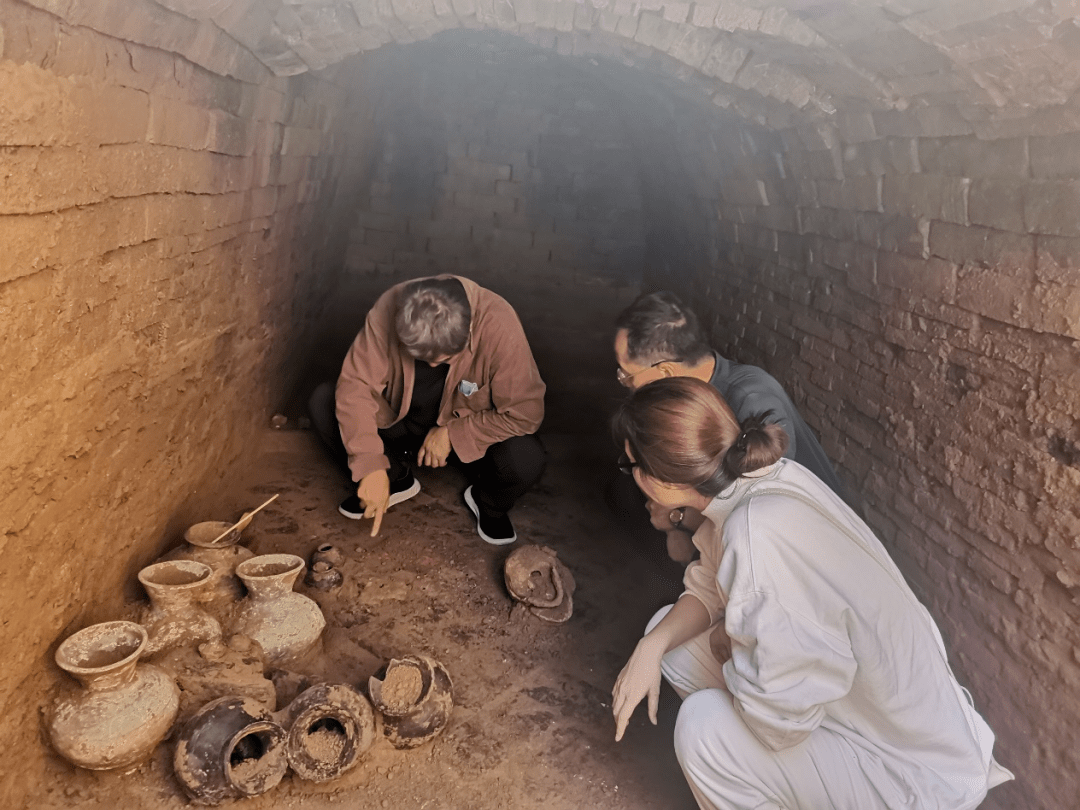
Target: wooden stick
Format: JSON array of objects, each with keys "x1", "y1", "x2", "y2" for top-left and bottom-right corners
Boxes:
[{"x1": 209, "y1": 493, "x2": 280, "y2": 545}]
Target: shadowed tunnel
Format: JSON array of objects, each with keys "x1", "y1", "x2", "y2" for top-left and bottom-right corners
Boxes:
[{"x1": 2, "y1": 1, "x2": 1079, "y2": 807}]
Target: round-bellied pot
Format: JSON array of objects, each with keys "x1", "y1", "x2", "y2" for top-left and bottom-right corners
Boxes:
[
  {"x1": 174, "y1": 696, "x2": 288, "y2": 805},
  {"x1": 368, "y1": 655, "x2": 454, "y2": 749},
  {"x1": 138, "y1": 560, "x2": 222, "y2": 656},
  {"x1": 309, "y1": 543, "x2": 344, "y2": 569},
  {"x1": 503, "y1": 544, "x2": 576, "y2": 623},
  {"x1": 160, "y1": 521, "x2": 255, "y2": 622},
  {"x1": 304, "y1": 561, "x2": 343, "y2": 591},
  {"x1": 280, "y1": 683, "x2": 376, "y2": 782},
  {"x1": 46, "y1": 621, "x2": 180, "y2": 772},
  {"x1": 232, "y1": 554, "x2": 325, "y2": 666}
]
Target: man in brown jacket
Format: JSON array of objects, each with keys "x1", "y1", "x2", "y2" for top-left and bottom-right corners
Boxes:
[{"x1": 309, "y1": 275, "x2": 546, "y2": 544}]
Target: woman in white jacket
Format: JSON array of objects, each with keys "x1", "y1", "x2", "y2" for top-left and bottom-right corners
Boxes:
[{"x1": 611, "y1": 377, "x2": 1012, "y2": 810}]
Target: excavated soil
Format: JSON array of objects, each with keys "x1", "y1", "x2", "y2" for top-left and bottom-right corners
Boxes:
[
  {"x1": 35, "y1": 427, "x2": 695, "y2": 810},
  {"x1": 379, "y1": 664, "x2": 425, "y2": 713}
]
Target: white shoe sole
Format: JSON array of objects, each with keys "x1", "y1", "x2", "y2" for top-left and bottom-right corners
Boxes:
[
  {"x1": 463, "y1": 486, "x2": 517, "y2": 545},
  {"x1": 387, "y1": 477, "x2": 421, "y2": 507},
  {"x1": 338, "y1": 477, "x2": 421, "y2": 519}
]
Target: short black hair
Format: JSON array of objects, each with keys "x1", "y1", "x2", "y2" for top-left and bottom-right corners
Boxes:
[
  {"x1": 395, "y1": 277, "x2": 471, "y2": 361},
  {"x1": 614, "y1": 291, "x2": 711, "y2": 365}
]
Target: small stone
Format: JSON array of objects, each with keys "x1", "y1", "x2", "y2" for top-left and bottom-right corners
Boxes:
[{"x1": 270, "y1": 414, "x2": 288, "y2": 429}]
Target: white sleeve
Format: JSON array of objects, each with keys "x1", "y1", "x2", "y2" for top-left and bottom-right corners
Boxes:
[
  {"x1": 682, "y1": 520, "x2": 726, "y2": 624},
  {"x1": 722, "y1": 589, "x2": 857, "y2": 751}
]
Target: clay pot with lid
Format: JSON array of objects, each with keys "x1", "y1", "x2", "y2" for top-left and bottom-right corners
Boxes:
[
  {"x1": 160, "y1": 521, "x2": 255, "y2": 622},
  {"x1": 232, "y1": 554, "x2": 326, "y2": 666},
  {"x1": 174, "y1": 696, "x2": 288, "y2": 805},
  {"x1": 46, "y1": 621, "x2": 180, "y2": 772},
  {"x1": 280, "y1": 683, "x2": 375, "y2": 781},
  {"x1": 138, "y1": 560, "x2": 222, "y2": 656},
  {"x1": 368, "y1": 655, "x2": 454, "y2": 749}
]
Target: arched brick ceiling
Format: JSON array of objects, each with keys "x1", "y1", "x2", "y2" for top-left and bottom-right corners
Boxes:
[{"x1": 144, "y1": 0, "x2": 1080, "y2": 128}]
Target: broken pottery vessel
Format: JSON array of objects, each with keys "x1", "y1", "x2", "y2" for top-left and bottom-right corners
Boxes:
[
  {"x1": 160, "y1": 520, "x2": 255, "y2": 623},
  {"x1": 46, "y1": 621, "x2": 180, "y2": 772},
  {"x1": 174, "y1": 695, "x2": 288, "y2": 805},
  {"x1": 279, "y1": 683, "x2": 376, "y2": 782},
  {"x1": 503, "y1": 544, "x2": 577, "y2": 623},
  {"x1": 368, "y1": 655, "x2": 454, "y2": 749},
  {"x1": 138, "y1": 560, "x2": 222, "y2": 656},
  {"x1": 232, "y1": 554, "x2": 326, "y2": 666}
]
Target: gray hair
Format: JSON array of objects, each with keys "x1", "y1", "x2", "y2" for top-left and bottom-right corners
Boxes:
[{"x1": 395, "y1": 277, "x2": 471, "y2": 361}]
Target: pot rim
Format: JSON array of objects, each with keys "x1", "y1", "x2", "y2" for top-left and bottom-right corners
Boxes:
[
  {"x1": 138, "y1": 559, "x2": 213, "y2": 590},
  {"x1": 236, "y1": 553, "x2": 305, "y2": 580},
  {"x1": 184, "y1": 521, "x2": 241, "y2": 548},
  {"x1": 55, "y1": 621, "x2": 147, "y2": 675},
  {"x1": 225, "y1": 720, "x2": 288, "y2": 796}
]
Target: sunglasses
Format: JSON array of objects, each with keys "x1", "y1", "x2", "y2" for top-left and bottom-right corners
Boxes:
[{"x1": 617, "y1": 452, "x2": 639, "y2": 475}]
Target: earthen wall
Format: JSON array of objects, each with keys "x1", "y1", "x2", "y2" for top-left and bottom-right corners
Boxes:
[{"x1": 0, "y1": 2, "x2": 370, "y2": 801}]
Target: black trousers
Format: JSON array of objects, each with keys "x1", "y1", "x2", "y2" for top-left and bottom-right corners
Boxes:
[{"x1": 308, "y1": 382, "x2": 545, "y2": 516}]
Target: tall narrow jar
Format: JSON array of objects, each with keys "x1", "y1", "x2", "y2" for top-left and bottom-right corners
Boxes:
[
  {"x1": 138, "y1": 560, "x2": 222, "y2": 656},
  {"x1": 160, "y1": 521, "x2": 255, "y2": 622},
  {"x1": 232, "y1": 554, "x2": 325, "y2": 666}
]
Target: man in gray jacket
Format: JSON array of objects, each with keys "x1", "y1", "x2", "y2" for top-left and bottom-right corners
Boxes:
[{"x1": 610, "y1": 290, "x2": 849, "y2": 565}]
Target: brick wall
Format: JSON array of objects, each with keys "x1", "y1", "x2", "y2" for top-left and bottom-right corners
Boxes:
[
  {"x1": 337, "y1": 34, "x2": 646, "y2": 432},
  {"x1": 342, "y1": 35, "x2": 646, "y2": 287},
  {"x1": 0, "y1": 2, "x2": 371, "y2": 801},
  {"x1": 640, "y1": 94, "x2": 1079, "y2": 810}
]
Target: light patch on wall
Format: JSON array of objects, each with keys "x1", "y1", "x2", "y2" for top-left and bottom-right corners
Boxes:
[{"x1": 136, "y1": 321, "x2": 168, "y2": 347}]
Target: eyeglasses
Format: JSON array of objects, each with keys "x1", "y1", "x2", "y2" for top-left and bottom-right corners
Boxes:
[
  {"x1": 616, "y1": 359, "x2": 671, "y2": 387},
  {"x1": 617, "y1": 453, "x2": 639, "y2": 475}
]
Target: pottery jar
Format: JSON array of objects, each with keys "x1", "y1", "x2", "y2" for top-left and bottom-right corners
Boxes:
[
  {"x1": 174, "y1": 696, "x2": 288, "y2": 805},
  {"x1": 280, "y1": 683, "x2": 375, "y2": 782},
  {"x1": 503, "y1": 545, "x2": 576, "y2": 623},
  {"x1": 504, "y1": 545, "x2": 565, "y2": 608},
  {"x1": 138, "y1": 560, "x2": 222, "y2": 656},
  {"x1": 160, "y1": 521, "x2": 255, "y2": 622},
  {"x1": 309, "y1": 543, "x2": 344, "y2": 568},
  {"x1": 46, "y1": 621, "x2": 180, "y2": 772},
  {"x1": 305, "y1": 561, "x2": 343, "y2": 591},
  {"x1": 305, "y1": 544, "x2": 344, "y2": 591},
  {"x1": 368, "y1": 655, "x2": 454, "y2": 749},
  {"x1": 232, "y1": 554, "x2": 326, "y2": 666}
]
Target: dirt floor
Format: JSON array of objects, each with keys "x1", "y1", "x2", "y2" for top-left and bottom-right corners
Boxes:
[{"x1": 35, "y1": 423, "x2": 697, "y2": 810}]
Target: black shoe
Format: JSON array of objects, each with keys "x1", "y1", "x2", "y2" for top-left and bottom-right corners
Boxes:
[
  {"x1": 463, "y1": 486, "x2": 517, "y2": 545},
  {"x1": 338, "y1": 474, "x2": 421, "y2": 519}
]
